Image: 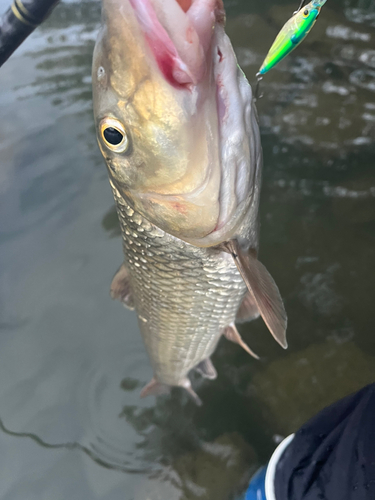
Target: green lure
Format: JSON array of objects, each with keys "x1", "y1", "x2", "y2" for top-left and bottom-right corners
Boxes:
[{"x1": 258, "y1": 0, "x2": 327, "y2": 76}]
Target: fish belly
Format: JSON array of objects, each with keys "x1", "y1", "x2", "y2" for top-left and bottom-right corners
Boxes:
[{"x1": 111, "y1": 182, "x2": 247, "y2": 387}]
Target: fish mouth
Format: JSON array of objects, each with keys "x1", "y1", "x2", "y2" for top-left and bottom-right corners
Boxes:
[{"x1": 128, "y1": 0, "x2": 225, "y2": 88}]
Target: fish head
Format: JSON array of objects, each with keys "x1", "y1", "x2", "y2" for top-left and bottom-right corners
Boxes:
[{"x1": 93, "y1": 0, "x2": 261, "y2": 247}]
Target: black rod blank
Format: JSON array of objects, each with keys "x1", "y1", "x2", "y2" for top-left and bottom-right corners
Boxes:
[{"x1": 0, "y1": 0, "x2": 60, "y2": 67}]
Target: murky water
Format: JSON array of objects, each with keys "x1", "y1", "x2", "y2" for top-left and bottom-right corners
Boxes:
[{"x1": 0, "y1": 0, "x2": 374, "y2": 498}]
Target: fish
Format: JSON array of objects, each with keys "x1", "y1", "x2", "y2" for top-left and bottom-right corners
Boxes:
[
  {"x1": 92, "y1": 0, "x2": 287, "y2": 405},
  {"x1": 258, "y1": 0, "x2": 327, "y2": 76}
]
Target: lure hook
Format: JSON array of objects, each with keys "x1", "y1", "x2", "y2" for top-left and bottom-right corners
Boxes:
[{"x1": 254, "y1": 72, "x2": 264, "y2": 101}]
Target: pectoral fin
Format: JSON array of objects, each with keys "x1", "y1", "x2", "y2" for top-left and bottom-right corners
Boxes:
[
  {"x1": 195, "y1": 358, "x2": 217, "y2": 380},
  {"x1": 223, "y1": 323, "x2": 259, "y2": 360},
  {"x1": 224, "y1": 240, "x2": 288, "y2": 349},
  {"x1": 110, "y1": 263, "x2": 135, "y2": 310}
]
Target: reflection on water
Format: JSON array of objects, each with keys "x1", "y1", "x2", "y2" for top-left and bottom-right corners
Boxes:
[
  {"x1": 0, "y1": 0, "x2": 374, "y2": 498},
  {"x1": 251, "y1": 339, "x2": 375, "y2": 435},
  {"x1": 346, "y1": 0, "x2": 375, "y2": 27}
]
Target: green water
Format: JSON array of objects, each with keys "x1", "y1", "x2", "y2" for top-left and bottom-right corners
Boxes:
[{"x1": 0, "y1": 0, "x2": 374, "y2": 498}]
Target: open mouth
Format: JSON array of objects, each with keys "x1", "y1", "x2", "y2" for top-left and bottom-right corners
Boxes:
[{"x1": 128, "y1": 0, "x2": 224, "y2": 88}]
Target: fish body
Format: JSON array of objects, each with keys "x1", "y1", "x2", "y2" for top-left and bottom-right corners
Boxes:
[
  {"x1": 93, "y1": 0, "x2": 287, "y2": 403},
  {"x1": 258, "y1": 0, "x2": 327, "y2": 76},
  {"x1": 111, "y1": 180, "x2": 247, "y2": 399}
]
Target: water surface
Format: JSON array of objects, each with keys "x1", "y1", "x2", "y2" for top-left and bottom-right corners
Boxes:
[{"x1": 0, "y1": 0, "x2": 374, "y2": 498}]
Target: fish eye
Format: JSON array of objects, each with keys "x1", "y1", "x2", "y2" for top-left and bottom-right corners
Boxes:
[
  {"x1": 104, "y1": 127, "x2": 123, "y2": 145},
  {"x1": 99, "y1": 118, "x2": 129, "y2": 153},
  {"x1": 303, "y1": 9, "x2": 309, "y2": 16}
]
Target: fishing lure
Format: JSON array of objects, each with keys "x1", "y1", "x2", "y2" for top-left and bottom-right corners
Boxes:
[{"x1": 257, "y1": 0, "x2": 327, "y2": 77}]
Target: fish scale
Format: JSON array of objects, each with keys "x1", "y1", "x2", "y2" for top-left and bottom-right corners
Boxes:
[{"x1": 110, "y1": 182, "x2": 247, "y2": 386}]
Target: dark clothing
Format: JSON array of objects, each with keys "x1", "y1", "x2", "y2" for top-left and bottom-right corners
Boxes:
[{"x1": 274, "y1": 384, "x2": 375, "y2": 500}]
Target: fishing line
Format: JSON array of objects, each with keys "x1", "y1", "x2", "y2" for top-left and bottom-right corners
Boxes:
[{"x1": 294, "y1": 0, "x2": 308, "y2": 14}]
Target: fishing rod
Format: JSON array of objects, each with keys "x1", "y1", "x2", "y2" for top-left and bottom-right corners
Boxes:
[{"x1": 0, "y1": 0, "x2": 60, "y2": 67}]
